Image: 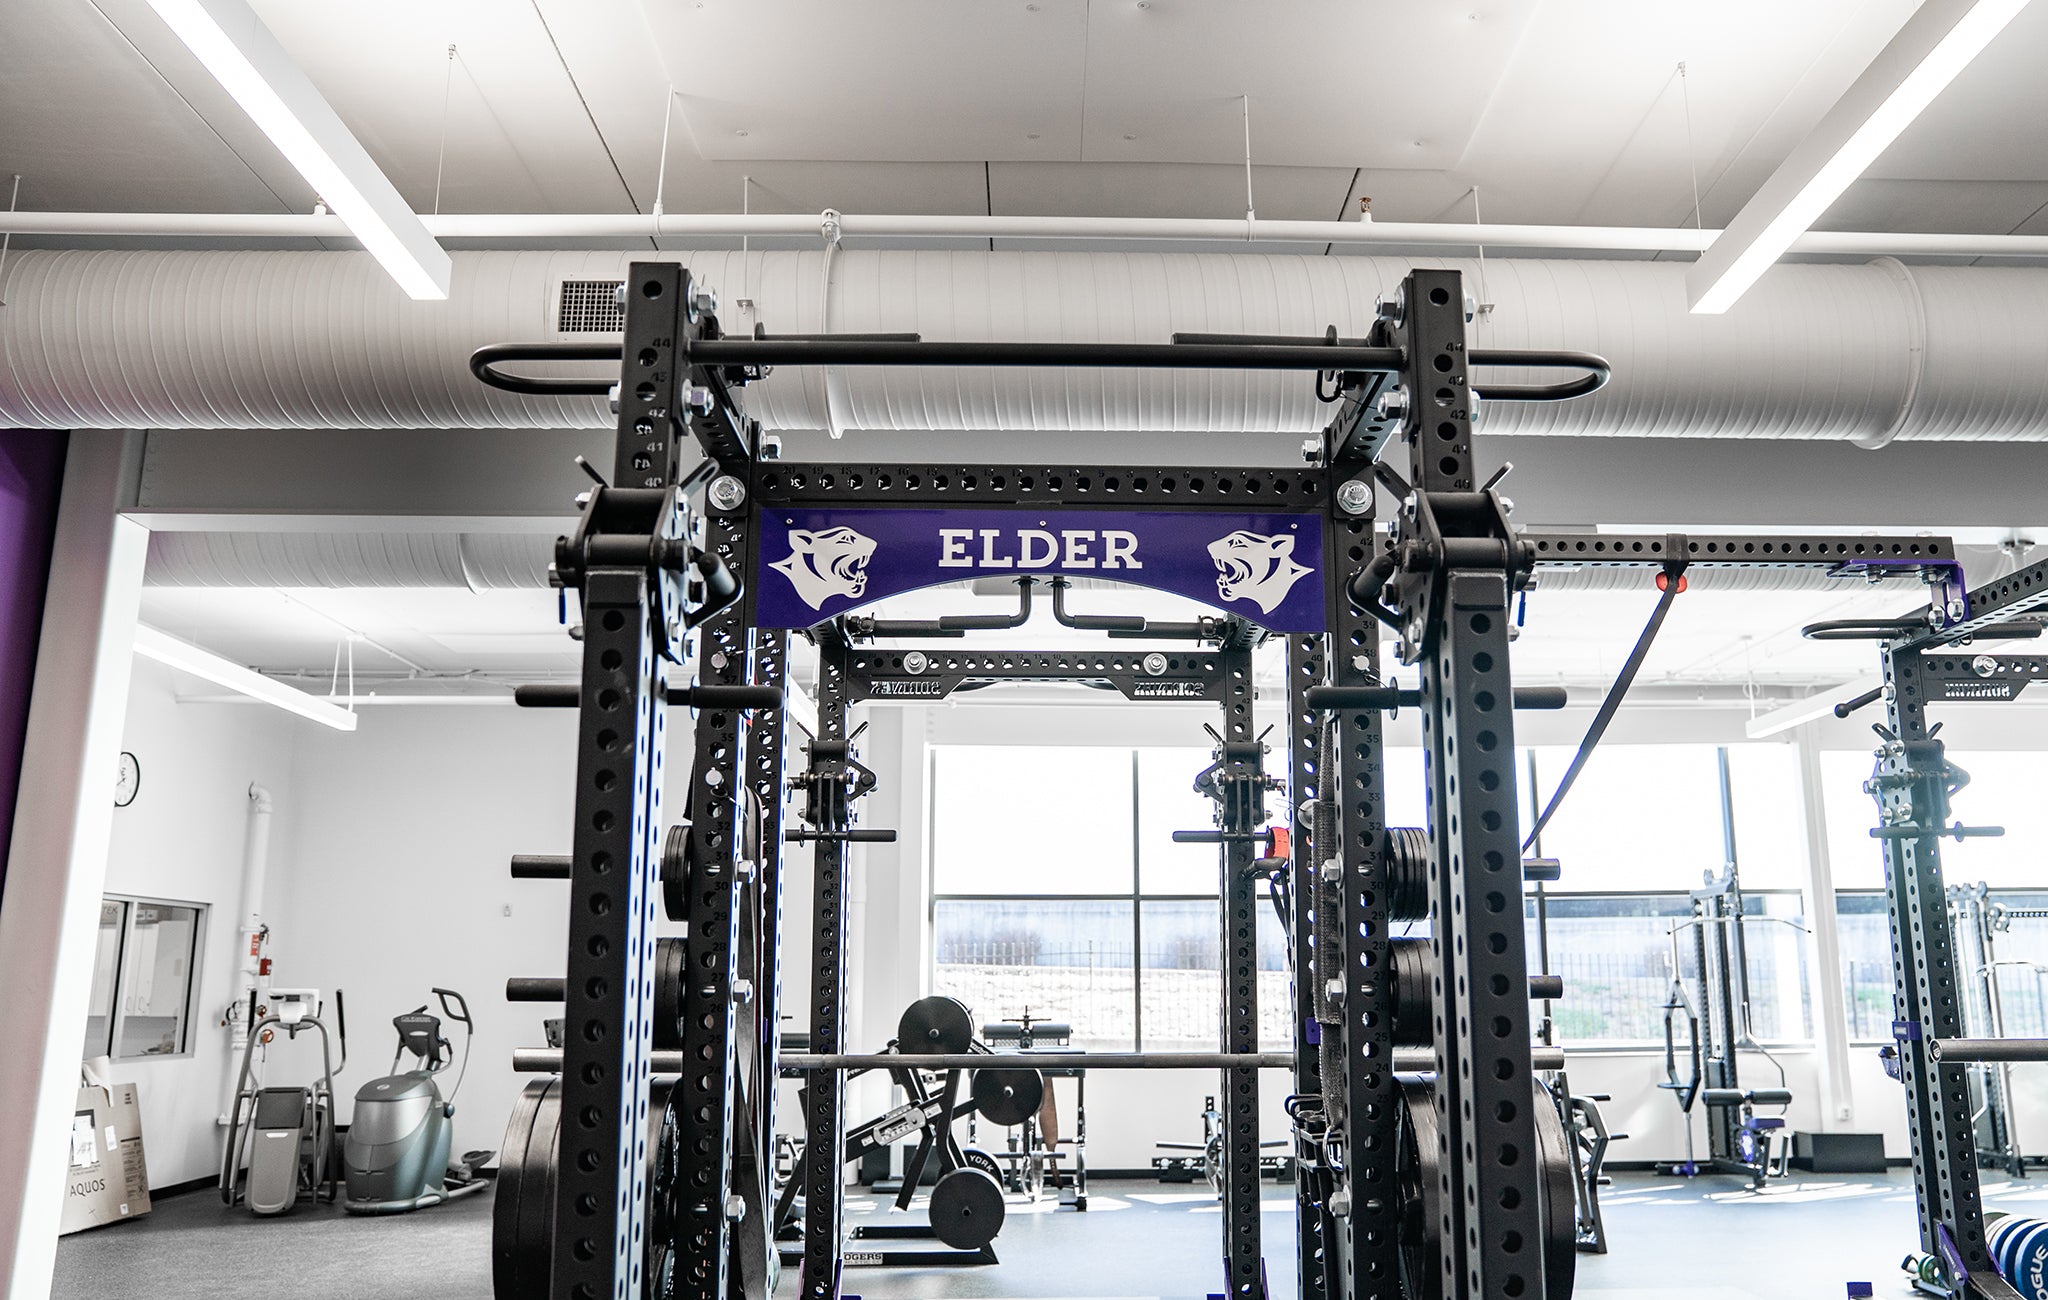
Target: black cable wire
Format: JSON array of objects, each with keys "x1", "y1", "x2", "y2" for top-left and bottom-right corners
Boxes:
[{"x1": 1522, "y1": 567, "x2": 1687, "y2": 851}]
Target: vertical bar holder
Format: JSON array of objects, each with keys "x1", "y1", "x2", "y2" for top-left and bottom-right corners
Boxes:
[
  {"x1": 1879, "y1": 645, "x2": 2006, "y2": 1293},
  {"x1": 1328, "y1": 483, "x2": 1402, "y2": 1300},
  {"x1": 801, "y1": 635, "x2": 853, "y2": 1300},
  {"x1": 669, "y1": 500, "x2": 752, "y2": 1300},
  {"x1": 1286, "y1": 636, "x2": 1329, "y2": 1300},
  {"x1": 1401, "y1": 266, "x2": 1546, "y2": 1300},
  {"x1": 1218, "y1": 642, "x2": 1265, "y2": 1300}
]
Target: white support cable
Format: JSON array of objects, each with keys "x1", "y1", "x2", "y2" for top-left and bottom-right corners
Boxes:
[
  {"x1": 1679, "y1": 61, "x2": 1704, "y2": 231},
  {"x1": 432, "y1": 45, "x2": 455, "y2": 218},
  {"x1": 652, "y1": 85, "x2": 675, "y2": 220},
  {"x1": 1241, "y1": 94, "x2": 1256, "y2": 232}
]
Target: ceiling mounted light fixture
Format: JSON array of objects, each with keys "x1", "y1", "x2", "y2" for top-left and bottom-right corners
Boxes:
[
  {"x1": 140, "y1": 0, "x2": 451, "y2": 299},
  {"x1": 1688, "y1": 0, "x2": 2029, "y2": 315},
  {"x1": 133, "y1": 625, "x2": 359, "y2": 731}
]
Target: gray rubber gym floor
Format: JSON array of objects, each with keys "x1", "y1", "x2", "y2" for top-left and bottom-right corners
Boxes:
[{"x1": 53, "y1": 1170, "x2": 2048, "y2": 1299}]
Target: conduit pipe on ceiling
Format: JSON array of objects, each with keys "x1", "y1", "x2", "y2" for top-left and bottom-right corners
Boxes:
[
  {"x1": 6, "y1": 248, "x2": 2048, "y2": 439},
  {"x1": 11, "y1": 209, "x2": 2048, "y2": 258}
]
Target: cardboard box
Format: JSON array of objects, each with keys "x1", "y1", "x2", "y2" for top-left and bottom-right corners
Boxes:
[{"x1": 58, "y1": 1078, "x2": 151, "y2": 1234}]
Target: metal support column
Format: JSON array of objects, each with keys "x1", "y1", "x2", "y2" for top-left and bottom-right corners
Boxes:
[
  {"x1": 1326, "y1": 467, "x2": 1402, "y2": 1300},
  {"x1": 1286, "y1": 636, "x2": 1330, "y2": 1300},
  {"x1": 1217, "y1": 641, "x2": 1266, "y2": 1300},
  {"x1": 800, "y1": 634, "x2": 853, "y2": 1300},
  {"x1": 1399, "y1": 267, "x2": 1546, "y2": 1300},
  {"x1": 1876, "y1": 644, "x2": 2014, "y2": 1298}
]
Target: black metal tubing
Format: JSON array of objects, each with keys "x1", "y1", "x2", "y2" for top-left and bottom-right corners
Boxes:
[
  {"x1": 1047, "y1": 578, "x2": 1213, "y2": 640},
  {"x1": 1401, "y1": 267, "x2": 1547, "y2": 1300},
  {"x1": 469, "y1": 342, "x2": 619, "y2": 396},
  {"x1": 1284, "y1": 636, "x2": 1331, "y2": 1300},
  {"x1": 515, "y1": 683, "x2": 785, "y2": 710},
  {"x1": 1305, "y1": 684, "x2": 1567, "y2": 712},
  {"x1": 1524, "y1": 531, "x2": 1954, "y2": 568},
  {"x1": 842, "y1": 647, "x2": 1232, "y2": 706},
  {"x1": 1213, "y1": 641, "x2": 1266, "y2": 1300},
  {"x1": 1169, "y1": 334, "x2": 1612, "y2": 401},
  {"x1": 800, "y1": 636, "x2": 854, "y2": 1300}
]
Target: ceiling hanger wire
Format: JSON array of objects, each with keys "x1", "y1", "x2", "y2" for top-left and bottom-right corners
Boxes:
[
  {"x1": 1241, "y1": 94, "x2": 1256, "y2": 234},
  {"x1": 433, "y1": 46, "x2": 456, "y2": 218},
  {"x1": 0, "y1": 174, "x2": 19, "y2": 308},
  {"x1": 653, "y1": 85, "x2": 676, "y2": 221},
  {"x1": 1680, "y1": 61, "x2": 1704, "y2": 230}
]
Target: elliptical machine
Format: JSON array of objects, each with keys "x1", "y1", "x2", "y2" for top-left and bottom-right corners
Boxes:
[{"x1": 342, "y1": 988, "x2": 493, "y2": 1214}]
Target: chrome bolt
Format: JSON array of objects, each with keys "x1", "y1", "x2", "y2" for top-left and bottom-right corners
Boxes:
[
  {"x1": 1336, "y1": 479, "x2": 1373, "y2": 516},
  {"x1": 685, "y1": 385, "x2": 716, "y2": 416},
  {"x1": 903, "y1": 651, "x2": 929, "y2": 675},
  {"x1": 1973, "y1": 654, "x2": 1998, "y2": 677},
  {"x1": 707, "y1": 474, "x2": 747, "y2": 511},
  {"x1": 1464, "y1": 293, "x2": 1477, "y2": 323},
  {"x1": 759, "y1": 433, "x2": 783, "y2": 461},
  {"x1": 607, "y1": 383, "x2": 621, "y2": 416},
  {"x1": 1469, "y1": 389, "x2": 1484, "y2": 426},
  {"x1": 735, "y1": 860, "x2": 757, "y2": 885},
  {"x1": 1375, "y1": 290, "x2": 1404, "y2": 329},
  {"x1": 1375, "y1": 386, "x2": 1409, "y2": 423},
  {"x1": 1325, "y1": 977, "x2": 1344, "y2": 1000},
  {"x1": 732, "y1": 979, "x2": 753, "y2": 1004},
  {"x1": 1142, "y1": 652, "x2": 1168, "y2": 677},
  {"x1": 726, "y1": 1194, "x2": 747, "y2": 1219},
  {"x1": 1320, "y1": 858, "x2": 1342, "y2": 885},
  {"x1": 689, "y1": 285, "x2": 718, "y2": 321},
  {"x1": 613, "y1": 282, "x2": 628, "y2": 311},
  {"x1": 1300, "y1": 438, "x2": 1324, "y2": 466}
]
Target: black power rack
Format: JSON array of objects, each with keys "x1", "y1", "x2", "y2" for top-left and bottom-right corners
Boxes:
[{"x1": 476, "y1": 262, "x2": 1961, "y2": 1300}]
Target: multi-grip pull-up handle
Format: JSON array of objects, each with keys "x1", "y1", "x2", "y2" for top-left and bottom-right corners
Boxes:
[{"x1": 470, "y1": 336, "x2": 1612, "y2": 402}]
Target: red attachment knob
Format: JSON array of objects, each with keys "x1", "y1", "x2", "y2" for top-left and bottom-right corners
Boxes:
[{"x1": 1655, "y1": 572, "x2": 1688, "y2": 594}]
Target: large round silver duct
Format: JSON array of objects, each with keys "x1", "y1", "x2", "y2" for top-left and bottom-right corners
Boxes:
[
  {"x1": 143, "y1": 531, "x2": 553, "y2": 589},
  {"x1": 3, "y1": 248, "x2": 2045, "y2": 439}
]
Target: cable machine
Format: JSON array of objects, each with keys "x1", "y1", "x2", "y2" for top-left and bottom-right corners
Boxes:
[
  {"x1": 1948, "y1": 883, "x2": 2048, "y2": 1179},
  {"x1": 469, "y1": 262, "x2": 1963, "y2": 1300}
]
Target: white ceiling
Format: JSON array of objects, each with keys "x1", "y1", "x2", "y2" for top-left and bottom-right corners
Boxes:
[{"x1": 7, "y1": 0, "x2": 2048, "y2": 244}]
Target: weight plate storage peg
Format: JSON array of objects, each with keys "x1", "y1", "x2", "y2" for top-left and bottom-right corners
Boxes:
[
  {"x1": 896, "y1": 995, "x2": 975, "y2": 1056},
  {"x1": 927, "y1": 1167, "x2": 1006, "y2": 1251},
  {"x1": 971, "y1": 1068, "x2": 1046, "y2": 1128}
]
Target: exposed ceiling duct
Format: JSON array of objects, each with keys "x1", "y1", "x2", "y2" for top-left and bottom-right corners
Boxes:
[
  {"x1": 144, "y1": 530, "x2": 553, "y2": 589},
  {"x1": 5, "y1": 248, "x2": 2048, "y2": 441}
]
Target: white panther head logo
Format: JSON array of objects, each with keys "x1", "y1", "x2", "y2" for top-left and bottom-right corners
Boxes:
[
  {"x1": 1208, "y1": 531, "x2": 1312, "y2": 615},
  {"x1": 771, "y1": 526, "x2": 877, "y2": 609}
]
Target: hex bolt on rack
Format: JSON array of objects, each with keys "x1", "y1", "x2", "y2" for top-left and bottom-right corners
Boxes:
[{"x1": 475, "y1": 263, "x2": 1963, "y2": 1300}]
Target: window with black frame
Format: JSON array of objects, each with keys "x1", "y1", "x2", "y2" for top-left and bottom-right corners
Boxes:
[
  {"x1": 82, "y1": 895, "x2": 207, "y2": 1060},
  {"x1": 929, "y1": 744, "x2": 1291, "y2": 1052}
]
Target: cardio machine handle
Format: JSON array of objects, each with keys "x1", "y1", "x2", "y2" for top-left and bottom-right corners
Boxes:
[{"x1": 432, "y1": 987, "x2": 472, "y2": 1028}]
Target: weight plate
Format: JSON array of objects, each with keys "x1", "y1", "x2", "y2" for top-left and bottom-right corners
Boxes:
[
  {"x1": 897, "y1": 995, "x2": 975, "y2": 1056},
  {"x1": 1389, "y1": 938, "x2": 1431, "y2": 1047},
  {"x1": 654, "y1": 938, "x2": 686, "y2": 1051},
  {"x1": 1395, "y1": 1075, "x2": 1577, "y2": 1300},
  {"x1": 971, "y1": 1068, "x2": 1045, "y2": 1128},
  {"x1": 662, "y1": 823, "x2": 690, "y2": 922},
  {"x1": 493, "y1": 1077, "x2": 560, "y2": 1300},
  {"x1": 960, "y1": 1148, "x2": 1001, "y2": 1180},
  {"x1": 1384, "y1": 826, "x2": 1430, "y2": 921},
  {"x1": 928, "y1": 1167, "x2": 1005, "y2": 1251},
  {"x1": 490, "y1": 1076, "x2": 677, "y2": 1300}
]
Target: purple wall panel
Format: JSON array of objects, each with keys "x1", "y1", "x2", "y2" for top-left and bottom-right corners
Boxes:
[{"x1": 0, "y1": 430, "x2": 69, "y2": 901}]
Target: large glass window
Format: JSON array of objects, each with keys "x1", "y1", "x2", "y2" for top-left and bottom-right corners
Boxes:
[
  {"x1": 83, "y1": 896, "x2": 206, "y2": 1060},
  {"x1": 1840, "y1": 888, "x2": 2048, "y2": 1042},
  {"x1": 1525, "y1": 745, "x2": 1726, "y2": 892},
  {"x1": 933, "y1": 745, "x2": 1289, "y2": 1051}
]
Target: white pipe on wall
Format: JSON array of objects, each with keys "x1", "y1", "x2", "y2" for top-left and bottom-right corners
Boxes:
[
  {"x1": 6, "y1": 248, "x2": 2048, "y2": 440},
  {"x1": 218, "y1": 782, "x2": 273, "y2": 1125}
]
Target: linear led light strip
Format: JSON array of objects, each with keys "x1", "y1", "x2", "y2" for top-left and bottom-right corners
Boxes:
[
  {"x1": 142, "y1": 0, "x2": 451, "y2": 300},
  {"x1": 134, "y1": 624, "x2": 359, "y2": 732},
  {"x1": 1689, "y1": 0, "x2": 2030, "y2": 314}
]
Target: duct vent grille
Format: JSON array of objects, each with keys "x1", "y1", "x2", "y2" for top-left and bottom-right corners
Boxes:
[{"x1": 557, "y1": 280, "x2": 624, "y2": 334}]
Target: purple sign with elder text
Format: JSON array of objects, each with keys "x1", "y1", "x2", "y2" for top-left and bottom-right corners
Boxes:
[{"x1": 752, "y1": 507, "x2": 1325, "y2": 631}]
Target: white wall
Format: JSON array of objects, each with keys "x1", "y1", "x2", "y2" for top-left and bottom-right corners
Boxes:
[
  {"x1": 103, "y1": 658, "x2": 298, "y2": 1189},
  {"x1": 263, "y1": 705, "x2": 586, "y2": 1162}
]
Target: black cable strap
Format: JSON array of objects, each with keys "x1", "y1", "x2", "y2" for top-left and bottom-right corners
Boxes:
[{"x1": 1522, "y1": 545, "x2": 1689, "y2": 850}]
